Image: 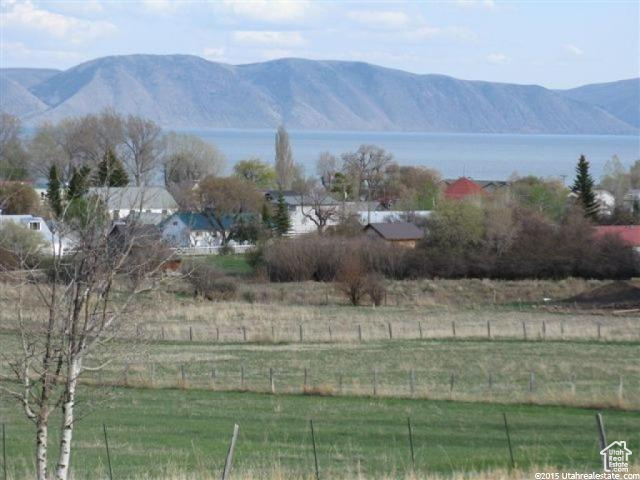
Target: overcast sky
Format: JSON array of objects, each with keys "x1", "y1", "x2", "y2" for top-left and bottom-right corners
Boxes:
[{"x1": 1, "y1": 0, "x2": 638, "y2": 88}]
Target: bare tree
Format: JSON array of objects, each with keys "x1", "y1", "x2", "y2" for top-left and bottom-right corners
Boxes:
[
  {"x1": 0, "y1": 191, "x2": 171, "y2": 480},
  {"x1": 299, "y1": 184, "x2": 340, "y2": 234},
  {"x1": 275, "y1": 126, "x2": 295, "y2": 190},
  {"x1": 316, "y1": 151, "x2": 337, "y2": 189},
  {"x1": 195, "y1": 176, "x2": 262, "y2": 245},
  {"x1": 0, "y1": 112, "x2": 28, "y2": 180},
  {"x1": 341, "y1": 144, "x2": 393, "y2": 200},
  {"x1": 122, "y1": 115, "x2": 163, "y2": 186},
  {"x1": 163, "y1": 133, "x2": 225, "y2": 206}
]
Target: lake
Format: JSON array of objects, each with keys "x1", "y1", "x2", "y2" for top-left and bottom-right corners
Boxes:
[{"x1": 187, "y1": 129, "x2": 640, "y2": 181}]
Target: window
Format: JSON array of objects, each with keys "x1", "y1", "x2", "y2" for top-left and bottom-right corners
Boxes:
[{"x1": 29, "y1": 222, "x2": 40, "y2": 231}]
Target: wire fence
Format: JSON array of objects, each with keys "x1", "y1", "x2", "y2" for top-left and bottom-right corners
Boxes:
[{"x1": 84, "y1": 362, "x2": 639, "y2": 410}]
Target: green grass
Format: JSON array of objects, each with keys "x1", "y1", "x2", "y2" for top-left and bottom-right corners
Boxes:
[
  {"x1": 193, "y1": 254, "x2": 253, "y2": 275},
  {"x1": 1, "y1": 388, "x2": 638, "y2": 479}
]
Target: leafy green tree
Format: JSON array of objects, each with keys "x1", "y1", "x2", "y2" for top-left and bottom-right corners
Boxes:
[
  {"x1": 95, "y1": 147, "x2": 129, "y2": 187},
  {"x1": 47, "y1": 165, "x2": 63, "y2": 218},
  {"x1": 571, "y1": 155, "x2": 598, "y2": 220},
  {"x1": 233, "y1": 157, "x2": 277, "y2": 189},
  {"x1": 511, "y1": 176, "x2": 568, "y2": 221},
  {"x1": 274, "y1": 190, "x2": 291, "y2": 235}
]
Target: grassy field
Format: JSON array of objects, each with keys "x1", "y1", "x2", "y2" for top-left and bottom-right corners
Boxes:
[{"x1": 1, "y1": 388, "x2": 639, "y2": 479}]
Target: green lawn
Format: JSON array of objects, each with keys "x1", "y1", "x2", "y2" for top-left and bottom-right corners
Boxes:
[
  {"x1": 192, "y1": 254, "x2": 253, "y2": 275},
  {"x1": 1, "y1": 388, "x2": 638, "y2": 479}
]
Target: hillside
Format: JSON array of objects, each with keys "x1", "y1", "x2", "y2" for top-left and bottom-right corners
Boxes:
[
  {"x1": 559, "y1": 78, "x2": 640, "y2": 128},
  {"x1": 1, "y1": 54, "x2": 637, "y2": 134}
]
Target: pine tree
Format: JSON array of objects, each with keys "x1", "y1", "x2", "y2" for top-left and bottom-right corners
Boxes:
[
  {"x1": 95, "y1": 147, "x2": 129, "y2": 187},
  {"x1": 571, "y1": 155, "x2": 599, "y2": 220},
  {"x1": 67, "y1": 165, "x2": 91, "y2": 200},
  {"x1": 47, "y1": 164, "x2": 63, "y2": 218},
  {"x1": 274, "y1": 190, "x2": 291, "y2": 236}
]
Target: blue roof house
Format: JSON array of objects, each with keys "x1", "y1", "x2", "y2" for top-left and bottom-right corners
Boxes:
[{"x1": 160, "y1": 213, "x2": 235, "y2": 248}]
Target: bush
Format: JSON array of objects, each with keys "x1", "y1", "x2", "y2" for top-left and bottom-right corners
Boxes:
[
  {"x1": 365, "y1": 273, "x2": 386, "y2": 306},
  {"x1": 337, "y1": 256, "x2": 367, "y2": 306},
  {"x1": 182, "y1": 263, "x2": 238, "y2": 300},
  {"x1": 0, "y1": 222, "x2": 47, "y2": 269}
]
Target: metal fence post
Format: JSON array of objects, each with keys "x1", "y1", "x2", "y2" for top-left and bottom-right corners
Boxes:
[
  {"x1": 103, "y1": 423, "x2": 113, "y2": 480},
  {"x1": 310, "y1": 420, "x2": 320, "y2": 480},
  {"x1": 502, "y1": 413, "x2": 515, "y2": 469},
  {"x1": 407, "y1": 417, "x2": 415, "y2": 469},
  {"x1": 221, "y1": 424, "x2": 239, "y2": 480}
]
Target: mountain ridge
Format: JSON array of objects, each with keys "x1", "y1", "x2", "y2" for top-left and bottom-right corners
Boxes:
[{"x1": 0, "y1": 54, "x2": 637, "y2": 134}]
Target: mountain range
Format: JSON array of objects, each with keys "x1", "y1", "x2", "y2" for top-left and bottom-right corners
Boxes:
[{"x1": 1, "y1": 54, "x2": 638, "y2": 135}]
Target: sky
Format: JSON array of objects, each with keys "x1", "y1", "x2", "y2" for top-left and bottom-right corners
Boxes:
[{"x1": 1, "y1": 0, "x2": 638, "y2": 88}]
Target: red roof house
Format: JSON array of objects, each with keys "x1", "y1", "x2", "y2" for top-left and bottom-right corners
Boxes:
[
  {"x1": 593, "y1": 226, "x2": 640, "y2": 249},
  {"x1": 443, "y1": 177, "x2": 486, "y2": 200}
]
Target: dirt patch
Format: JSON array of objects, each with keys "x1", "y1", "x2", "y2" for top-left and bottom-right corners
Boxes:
[{"x1": 564, "y1": 281, "x2": 640, "y2": 309}]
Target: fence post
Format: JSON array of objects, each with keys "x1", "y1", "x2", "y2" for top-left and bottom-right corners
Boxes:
[
  {"x1": 449, "y1": 372, "x2": 455, "y2": 399},
  {"x1": 310, "y1": 420, "x2": 320, "y2": 480},
  {"x1": 596, "y1": 413, "x2": 607, "y2": 452},
  {"x1": 617, "y1": 376, "x2": 624, "y2": 403},
  {"x1": 304, "y1": 368, "x2": 308, "y2": 391},
  {"x1": 452, "y1": 321, "x2": 456, "y2": 337},
  {"x1": 560, "y1": 320, "x2": 565, "y2": 338},
  {"x1": 487, "y1": 320, "x2": 491, "y2": 339},
  {"x1": 502, "y1": 413, "x2": 515, "y2": 469},
  {"x1": 161, "y1": 326, "x2": 165, "y2": 341},
  {"x1": 270, "y1": 368, "x2": 275, "y2": 394},
  {"x1": 189, "y1": 326, "x2": 193, "y2": 342},
  {"x1": 242, "y1": 326, "x2": 247, "y2": 342},
  {"x1": 488, "y1": 372, "x2": 493, "y2": 393},
  {"x1": 409, "y1": 370, "x2": 416, "y2": 397},
  {"x1": 542, "y1": 321, "x2": 546, "y2": 341},
  {"x1": 418, "y1": 322, "x2": 423, "y2": 340},
  {"x1": 358, "y1": 324, "x2": 362, "y2": 342},
  {"x1": 522, "y1": 321, "x2": 527, "y2": 340},
  {"x1": 407, "y1": 417, "x2": 415, "y2": 469},
  {"x1": 211, "y1": 368, "x2": 216, "y2": 389},
  {"x1": 328, "y1": 323, "x2": 333, "y2": 342},
  {"x1": 299, "y1": 324, "x2": 304, "y2": 343},
  {"x1": 221, "y1": 424, "x2": 239, "y2": 480},
  {"x1": 387, "y1": 323, "x2": 393, "y2": 340},
  {"x1": 373, "y1": 369, "x2": 378, "y2": 396},
  {"x1": 181, "y1": 365, "x2": 186, "y2": 384},
  {"x1": 216, "y1": 327, "x2": 220, "y2": 342},
  {"x1": 103, "y1": 423, "x2": 113, "y2": 480},
  {"x1": 597, "y1": 323, "x2": 601, "y2": 341},
  {"x1": 271, "y1": 325, "x2": 276, "y2": 342},
  {"x1": 2, "y1": 423, "x2": 6, "y2": 480},
  {"x1": 529, "y1": 372, "x2": 535, "y2": 394}
]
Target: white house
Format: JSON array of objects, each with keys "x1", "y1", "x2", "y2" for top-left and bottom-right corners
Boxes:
[
  {"x1": 357, "y1": 210, "x2": 432, "y2": 225},
  {"x1": 0, "y1": 214, "x2": 70, "y2": 255},
  {"x1": 594, "y1": 189, "x2": 616, "y2": 216},
  {"x1": 160, "y1": 212, "x2": 226, "y2": 248},
  {"x1": 88, "y1": 187, "x2": 178, "y2": 220},
  {"x1": 265, "y1": 190, "x2": 342, "y2": 235}
]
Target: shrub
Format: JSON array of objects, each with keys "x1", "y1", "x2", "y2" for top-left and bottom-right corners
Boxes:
[
  {"x1": 0, "y1": 222, "x2": 47, "y2": 269},
  {"x1": 365, "y1": 273, "x2": 386, "y2": 306},
  {"x1": 182, "y1": 263, "x2": 237, "y2": 300},
  {"x1": 337, "y1": 256, "x2": 367, "y2": 306}
]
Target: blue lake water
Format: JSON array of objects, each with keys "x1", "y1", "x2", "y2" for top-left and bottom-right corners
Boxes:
[{"x1": 187, "y1": 129, "x2": 640, "y2": 181}]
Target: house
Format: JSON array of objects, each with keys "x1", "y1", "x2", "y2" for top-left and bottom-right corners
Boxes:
[
  {"x1": 357, "y1": 210, "x2": 432, "y2": 225},
  {"x1": 160, "y1": 213, "x2": 225, "y2": 248},
  {"x1": 593, "y1": 225, "x2": 640, "y2": 252},
  {"x1": 623, "y1": 189, "x2": 640, "y2": 213},
  {"x1": 264, "y1": 190, "x2": 341, "y2": 235},
  {"x1": 443, "y1": 177, "x2": 487, "y2": 201},
  {"x1": 363, "y1": 222, "x2": 424, "y2": 248},
  {"x1": 442, "y1": 178, "x2": 509, "y2": 196},
  {"x1": 594, "y1": 189, "x2": 616, "y2": 216},
  {"x1": 0, "y1": 214, "x2": 69, "y2": 255},
  {"x1": 88, "y1": 186, "x2": 178, "y2": 220}
]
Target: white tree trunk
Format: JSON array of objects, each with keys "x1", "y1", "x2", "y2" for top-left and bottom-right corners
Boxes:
[
  {"x1": 36, "y1": 414, "x2": 49, "y2": 480},
  {"x1": 54, "y1": 357, "x2": 81, "y2": 480}
]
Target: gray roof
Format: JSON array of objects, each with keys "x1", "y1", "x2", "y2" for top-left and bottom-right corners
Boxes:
[
  {"x1": 88, "y1": 187, "x2": 178, "y2": 211},
  {"x1": 264, "y1": 190, "x2": 340, "y2": 206},
  {"x1": 364, "y1": 222, "x2": 424, "y2": 241}
]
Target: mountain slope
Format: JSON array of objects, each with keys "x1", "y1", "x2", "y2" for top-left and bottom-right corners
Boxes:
[
  {"x1": 558, "y1": 78, "x2": 640, "y2": 128},
  {"x1": 1, "y1": 54, "x2": 637, "y2": 134},
  {"x1": 0, "y1": 76, "x2": 49, "y2": 118},
  {"x1": 0, "y1": 68, "x2": 61, "y2": 89}
]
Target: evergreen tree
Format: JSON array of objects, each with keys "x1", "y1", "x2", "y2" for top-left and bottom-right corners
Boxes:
[
  {"x1": 95, "y1": 147, "x2": 129, "y2": 187},
  {"x1": 274, "y1": 190, "x2": 291, "y2": 236},
  {"x1": 67, "y1": 165, "x2": 91, "y2": 200},
  {"x1": 47, "y1": 164, "x2": 63, "y2": 218},
  {"x1": 571, "y1": 155, "x2": 599, "y2": 220}
]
